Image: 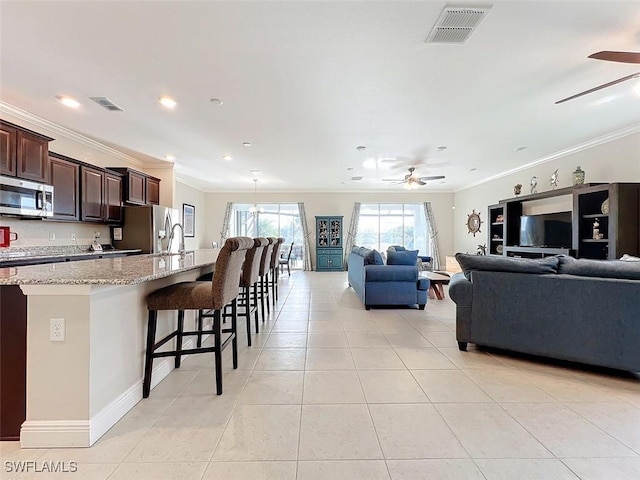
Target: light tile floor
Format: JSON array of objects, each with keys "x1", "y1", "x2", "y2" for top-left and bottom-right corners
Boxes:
[{"x1": 2, "y1": 271, "x2": 639, "y2": 479}]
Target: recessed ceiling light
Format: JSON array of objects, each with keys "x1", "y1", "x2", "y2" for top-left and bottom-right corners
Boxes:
[
  {"x1": 436, "y1": 146, "x2": 447, "y2": 152},
  {"x1": 356, "y1": 145, "x2": 366, "y2": 151},
  {"x1": 56, "y1": 96, "x2": 80, "y2": 108},
  {"x1": 250, "y1": 169, "x2": 262, "y2": 176},
  {"x1": 243, "y1": 142, "x2": 252, "y2": 147},
  {"x1": 159, "y1": 96, "x2": 177, "y2": 109},
  {"x1": 210, "y1": 98, "x2": 223, "y2": 106},
  {"x1": 164, "y1": 154, "x2": 175, "y2": 161},
  {"x1": 514, "y1": 146, "x2": 527, "y2": 152},
  {"x1": 223, "y1": 154, "x2": 232, "y2": 161}
]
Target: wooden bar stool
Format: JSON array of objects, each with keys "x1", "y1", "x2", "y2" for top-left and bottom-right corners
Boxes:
[
  {"x1": 269, "y1": 237, "x2": 285, "y2": 305},
  {"x1": 143, "y1": 237, "x2": 253, "y2": 397},
  {"x1": 257, "y1": 238, "x2": 274, "y2": 322},
  {"x1": 239, "y1": 237, "x2": 268, "y2": 346}
]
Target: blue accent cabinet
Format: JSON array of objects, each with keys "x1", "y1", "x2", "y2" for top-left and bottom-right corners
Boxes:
[{"x1": 315, "y1": 216, "x2": 343, "y2": 271}]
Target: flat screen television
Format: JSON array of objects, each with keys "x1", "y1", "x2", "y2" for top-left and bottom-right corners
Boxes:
[{"x1": 520, "y1": 212, "x2": 572, "y2": 248}]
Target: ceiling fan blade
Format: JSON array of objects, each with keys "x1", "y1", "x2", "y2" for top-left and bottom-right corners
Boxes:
[
  {"x1": 555, "y1": 72, "x2": 640, "y2": 104},
  {"x1": 416, "y1": 180, "x2": 427, "y2": 186},
  {"x1": 418, "y1": 175, "x2": 446, "y2": 181},
  {"x1": 588, "y1": 51, "x2": 640, "y2": 64}
]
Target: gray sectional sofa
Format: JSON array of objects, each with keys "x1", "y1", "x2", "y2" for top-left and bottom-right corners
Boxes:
[{"x1": 449, "y1": 253, "x2": 640, "y2": 372}]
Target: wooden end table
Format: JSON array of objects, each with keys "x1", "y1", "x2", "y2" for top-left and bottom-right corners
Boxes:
[{"x1": 421, "y1": 271, "x2": 451, "y2": 300}]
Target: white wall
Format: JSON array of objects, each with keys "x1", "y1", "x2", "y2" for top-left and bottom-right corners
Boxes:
[
  {"x1": 174, "y1": 181, "x2": 209, "y2": 250},
  {"x1": 202, "y1": 191, "x2": 455, "y2": 267},
  {"x1": 452, "y1": 132, "x2": 640, "y2": 255}
]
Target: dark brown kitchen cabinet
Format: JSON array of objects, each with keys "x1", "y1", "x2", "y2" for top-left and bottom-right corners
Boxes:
[
  {"x1": 105, "y1": 172, "x2": 123, "y2": 223},
  {"x1": 107, "y1": 167, "x2": 160, "y2": 205},
  {"x1": 0, "y1": 120, "x2": 52, "y2": 182},
  {"x1": 146, "y1": 176, "x2": 160, "y2": 205},
  {"x1": 0, "y1": 122, "x2": 18, "y2": 176},
  {"x1": 0, "y1": 285, "x2": 27, "y2": 441},
  {"x1": 81, "y1": 165, "x2": 105, "y2": 222},
  {"x1": 49, "y1": 153, "x2": 80, "y2": 221}
]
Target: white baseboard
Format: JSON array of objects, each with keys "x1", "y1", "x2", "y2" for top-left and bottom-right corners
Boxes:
[{"x1": 21, "y1": 338, "x2": 200, "y2": 448}]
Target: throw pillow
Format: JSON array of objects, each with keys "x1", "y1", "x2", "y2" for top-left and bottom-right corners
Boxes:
[
  {"x1": 387, "y1": 249, "x2": 418, "y2": 266},
  {"x1": 455, "y1": 253, "x2": 559, "y2": 279},
  {"x1": 379, "y1": 251, "x2": 387, "y2": 265},
  {"x1": 371, "y1": 249, "x2": 385, "y2": 265}
]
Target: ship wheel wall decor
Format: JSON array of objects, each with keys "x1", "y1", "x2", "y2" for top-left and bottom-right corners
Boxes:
[{"x1": 467, "y1": 209, "x2": 482, "y2": 237}]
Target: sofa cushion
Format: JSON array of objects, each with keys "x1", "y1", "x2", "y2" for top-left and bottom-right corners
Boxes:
[
  {"x1": 455, "y1": 253, "x2": 559, "y2": 279},
  {"x1": 558, "y1": 255, "x2": 640, "y2": 280},
  {"x1": 387, "y1": 249, "x2": 419, "y2": 266},
  {"x1": 371, "y1": 249, "x2": 385, "y2": 265}
]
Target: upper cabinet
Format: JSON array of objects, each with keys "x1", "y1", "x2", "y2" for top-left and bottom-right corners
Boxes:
[
  {"x1": 49, "y1": 153, "x2": 80, "y2": 221},
  {"x1": 107, "y1": 167, "x2": 161, "y2": 205},
  {"x1": 0, "y1": 120, "x2": 53, "y2": 183}
]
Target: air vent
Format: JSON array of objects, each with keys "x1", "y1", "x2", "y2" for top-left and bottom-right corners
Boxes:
[
  {"x1": 425, "y1": 6, "x2": 491, "y2": 44},
  {"x1": 89, "y1": 97, "x2": 125, "y2": 112},
  {"x1": 351, "y1": 176, "x2": 363, "y2": 181}
]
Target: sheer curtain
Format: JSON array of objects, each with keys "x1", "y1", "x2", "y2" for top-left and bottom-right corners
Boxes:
[
  {"x1": 423, "y1": 202, "x2": 441, "y2": 270},
  {"x1": 220, "y1": 202, "x2": 233, "y2": 245},
  {"x1": 343, "y1": 202, "x2": 361, "y2": 269},
  {"x1": 297, "y1": 202, "x2": 312, "y2": 271}
]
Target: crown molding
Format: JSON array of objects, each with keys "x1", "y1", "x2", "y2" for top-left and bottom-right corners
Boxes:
[
  {"x1": 0, "y1": 101, "x2": 147, "y2": 168},
  {"x1": 456, "y1": 123, "x2": 640, "y2": 193}
]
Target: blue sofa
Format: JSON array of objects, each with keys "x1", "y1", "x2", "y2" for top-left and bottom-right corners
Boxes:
[
  {"x1": 347, "y1": 246, "x2": 430, "y2": 310},
  {"x1": 449, "y1": 253, "x2": 640, "y2": 372}
]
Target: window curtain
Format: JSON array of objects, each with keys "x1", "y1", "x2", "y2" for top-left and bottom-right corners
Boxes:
[
  {"x1": 297, "y1": 202, "x2": 312, "y2": 271},
  {"x1": 220, "y1": 202, "x2": 233, "y2": 246},
  {"x1": 423, "y1": 202, "x2": 441, "y2": 270},
  {"x1": 343, "y1": 202, "x2": 361, "y2": 269}
]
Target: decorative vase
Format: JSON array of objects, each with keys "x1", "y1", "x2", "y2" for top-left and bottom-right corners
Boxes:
[{"x1": 572, "y1": 166, "x2": 585, "y2": 186}]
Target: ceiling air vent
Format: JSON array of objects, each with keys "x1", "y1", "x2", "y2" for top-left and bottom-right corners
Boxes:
[
  {"x1": 425, "y1": 6, "x2": 491, "y2": 44},
  {"x1": 351, "y1": 176, "x2": 363, "y2": 181},
  {"x1": 89, "y1": 97, "x2": 125, "y2": 112}
]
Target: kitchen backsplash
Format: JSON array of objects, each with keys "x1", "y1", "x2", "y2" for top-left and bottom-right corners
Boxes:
[{"x1": 0, "y1": 217, "x2": 111, "y2": 248}]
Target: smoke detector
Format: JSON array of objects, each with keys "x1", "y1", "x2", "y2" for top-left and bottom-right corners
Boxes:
[{"x1": 425, "y1": 6, "x2": 491, "y2": 44}]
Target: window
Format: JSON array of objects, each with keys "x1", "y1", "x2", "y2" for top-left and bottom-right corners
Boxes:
[
  {"x1": 355, "y1": 203, "x2": 430, "y2": 255},
  {"x1": 231, "y1": 203, "x2": 305, "y2": 269}
]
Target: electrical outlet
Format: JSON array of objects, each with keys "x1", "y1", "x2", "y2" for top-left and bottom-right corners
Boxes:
[
  {"x1": 49, "y1": 232, "x2": 55, "y2": 241},
  {"x1": 50, "y1": 318, "x2": 65, "y2": 342}
]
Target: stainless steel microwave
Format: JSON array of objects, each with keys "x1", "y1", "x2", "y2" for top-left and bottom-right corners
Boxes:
[{"x1": 0, "y1": 175, "x2": 54, "y2": 217}]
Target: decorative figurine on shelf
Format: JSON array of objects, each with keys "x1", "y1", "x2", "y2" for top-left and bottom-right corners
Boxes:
[
  {"x1": 550, "y1": 169, "x2": 559, "y2": 189},
  {"x1": 477, "y1": 244, "x2": 487, "y2": 256},
  {"x1": 592, "y1": 218, "x2": 600, "y2": 240},
  {"x1": 530, "y1": 176, "x2": 538, "y2": 194},
  {"x1": 514, "y1": 183, "x2": 522, "y2": 196},
  {"x1": 495, "y1": 214, "x2": 504, "y2": 223},
  {"x1": 572, "y1": 166, "x2": 585, "y2": 186}
]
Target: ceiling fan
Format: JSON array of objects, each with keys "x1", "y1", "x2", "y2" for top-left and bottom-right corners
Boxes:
[
  {"x1": 555, "y1": 51, "x2": 640, "y2": 104},
  {"x1": 382, "y1": 167, "x2": 445, "y2": 187}
]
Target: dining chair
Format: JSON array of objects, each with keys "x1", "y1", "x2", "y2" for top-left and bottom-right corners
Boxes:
[{"x1": 279, "y1": 242, "x2": 294, "y2": 276}]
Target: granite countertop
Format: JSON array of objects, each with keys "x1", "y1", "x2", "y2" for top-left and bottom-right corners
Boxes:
[
  {"x1": 0, "y1": 245, "x2": 141, "y2": 265},
  {"x1": 0, "y1": 249, "x2": 219, "y2": 286}
]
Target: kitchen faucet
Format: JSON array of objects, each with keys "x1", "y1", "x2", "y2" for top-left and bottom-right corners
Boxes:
[{"x1": 168, "y1": 222, "x2": 185, "y2": 255}]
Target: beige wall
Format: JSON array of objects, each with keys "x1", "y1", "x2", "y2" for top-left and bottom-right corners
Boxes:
[
  {"x1": 175, "y1": 181, "x2": 209, "y2": 250},
  {"x1": 452, "y1": 132, "x2": 640, "y2": 255},
  {"x1": 202, "y1": 191, "x2": 455, "y2": 267}
]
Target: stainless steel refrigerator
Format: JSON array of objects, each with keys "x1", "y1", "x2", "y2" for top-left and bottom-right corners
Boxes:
[{"x1": 113, "y1": 205, "x2": 180, "y2": 254}]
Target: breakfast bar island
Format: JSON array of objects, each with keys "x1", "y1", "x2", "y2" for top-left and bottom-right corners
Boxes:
[{"x1": 0, "y1": 249, "x2": 218, "y2": 448}]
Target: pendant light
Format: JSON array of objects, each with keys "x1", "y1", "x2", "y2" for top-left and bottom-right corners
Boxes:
[{"x1": 249, "y1": 178, "x2": 264, "y2": 215}]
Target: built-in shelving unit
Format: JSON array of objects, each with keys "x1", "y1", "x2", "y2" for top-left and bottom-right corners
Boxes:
[{"x1": 488, "y1": 183, "x2": 639, "y2": 260}]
